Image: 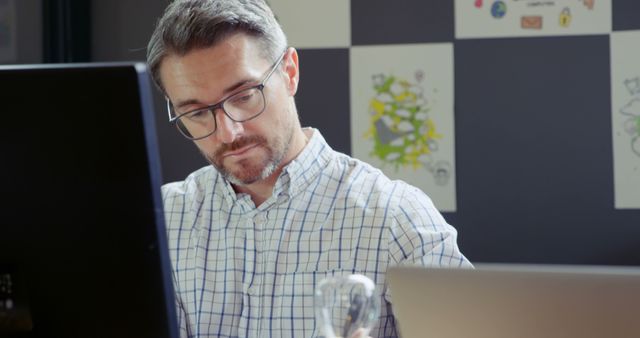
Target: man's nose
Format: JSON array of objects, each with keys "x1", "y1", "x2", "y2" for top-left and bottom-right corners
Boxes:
[{"x1": 214, "y1": 110, "x2": 243, "y2": 144}]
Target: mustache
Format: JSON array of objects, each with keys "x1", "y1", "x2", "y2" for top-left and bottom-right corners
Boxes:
[{"x1": 214, "y1": 135, "x2": 266, "y2": 158}]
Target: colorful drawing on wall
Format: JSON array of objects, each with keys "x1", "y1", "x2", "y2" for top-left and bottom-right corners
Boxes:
[
  {"x1": 365, "y1": 72, "x2": 452, "y2": 183},
  {"x1": 350, "y1": 43, "x2": 456, "y2": 211},
  {"x1": 610, "y1": 30, "x2": 640, "y2": 209},
  {"x1": 0, "y1": 0, "x2": 17, "y2": 63},
  {"x1": 455, "y1": 0, "x2": 611, "y2": 39},
  {"x1": 267, "y1": 0, "x2": 350, "y2": 48}
]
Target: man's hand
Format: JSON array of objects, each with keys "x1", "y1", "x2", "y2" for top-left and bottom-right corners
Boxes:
[{"x1": 349, "y1": 328, "x2": 372, "y2": 338}]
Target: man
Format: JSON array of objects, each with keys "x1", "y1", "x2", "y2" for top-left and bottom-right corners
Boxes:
[{"x1": 147, "y1": 0, "x2": 472, "y2": 337}]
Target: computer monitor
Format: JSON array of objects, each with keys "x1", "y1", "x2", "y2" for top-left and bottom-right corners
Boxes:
[{"x1": 0, "y1": 63, "x2": 178, "y2": 338}]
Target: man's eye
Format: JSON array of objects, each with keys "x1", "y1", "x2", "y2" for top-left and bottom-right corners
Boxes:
[
  {"x1": 186, "y1": 109, "x2": 209, "y2": 120},
  {"x1": 230, "y1": 90, "x2": 257, "y2": 105}
]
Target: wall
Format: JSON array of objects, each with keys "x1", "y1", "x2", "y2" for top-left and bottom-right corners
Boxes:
[
  {"x1": 5, "y1": 0, "x2": 42, "y2": 64},
  {"x1": 91, "y1": 0, "x2": 208, "y2": 183},
  {"x1": 291, "y1": 0, "x2": 640, "y2": 265}
]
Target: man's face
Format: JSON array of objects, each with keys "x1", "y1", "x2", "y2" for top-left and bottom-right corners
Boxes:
[{"x1": 159, "y1": 34, "x2": 299, "y2": 185}]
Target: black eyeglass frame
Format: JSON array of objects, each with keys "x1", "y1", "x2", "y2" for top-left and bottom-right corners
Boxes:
[{"x1": 166, "y1": 48, "x2": 288, "y2": 140}]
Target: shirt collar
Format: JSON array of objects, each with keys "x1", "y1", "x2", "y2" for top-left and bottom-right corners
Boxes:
[
  {"x1": 275, "y1": 127, "x2": 332, "y2": 198},
  {"x1": 217, "y1": 128, "x2": 333, "y2": 210}
]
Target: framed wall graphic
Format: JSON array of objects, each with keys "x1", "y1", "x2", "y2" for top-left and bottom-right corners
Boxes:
[
  {"x1": 611, "y1": 30, "x2": 640, "y2": 209},
  {"x1": 0, "y1": 0, "x2": 16, "y2": 63},
  {"x1": 350, "y1": 43, "x2": 457, "y2": 212}
]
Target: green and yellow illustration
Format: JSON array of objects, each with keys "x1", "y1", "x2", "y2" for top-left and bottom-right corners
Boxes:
[{"x1": 364, "y1": 73, "x2": 441, "y2": 171}]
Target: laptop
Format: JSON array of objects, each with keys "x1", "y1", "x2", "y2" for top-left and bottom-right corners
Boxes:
[
  {"x1": 388, "y1": 264, "x2": 640, "y2": 338},
  {"x1": 0, "y1": 63, "x2": 179, "y2": 338}
]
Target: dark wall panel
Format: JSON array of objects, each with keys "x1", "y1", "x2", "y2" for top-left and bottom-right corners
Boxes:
[
  {"x1": 613, "y1": 0, "x2": 640, "y2": 31},
  {"x1": 451, "y1": 36, "x2": 640, "y2": 265},
  {"x1": 351, "y1": 0, "x2": 453, "y2": 45},
  {"x1": 296, "y1": 49, "x2": 351, "y2": 155}
]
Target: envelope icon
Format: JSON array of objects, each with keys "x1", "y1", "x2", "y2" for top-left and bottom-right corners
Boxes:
[
  {"x1": 583, "y1": 0, "x2": 594, "y2": 10},
  {"x1": 521, "y1": 16, "x2": 543, "y2": 29}
]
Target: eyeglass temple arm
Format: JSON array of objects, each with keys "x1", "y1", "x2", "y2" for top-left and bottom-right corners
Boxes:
[{"x1": 166, "y1": 97, "x2": 177, "y2": 122}]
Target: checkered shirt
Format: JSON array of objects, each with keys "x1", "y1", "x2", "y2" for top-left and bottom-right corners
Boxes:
[{"x1": 162, "y1": 128, "x2": 471, "y2": 338}]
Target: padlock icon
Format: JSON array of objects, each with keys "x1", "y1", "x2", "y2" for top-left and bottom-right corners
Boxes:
[{"x1": 559, "y1": 7, "x2": 571, "y2": 27}]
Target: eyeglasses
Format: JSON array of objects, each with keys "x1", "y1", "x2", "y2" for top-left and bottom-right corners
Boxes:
[{"x1": 166, "y1": 49, "x2": 287, "y2": 140}]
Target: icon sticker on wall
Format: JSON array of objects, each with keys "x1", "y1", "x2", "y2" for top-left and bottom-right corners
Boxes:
[
  {"x1": 625, "y1": 77, "x2": 640, "y2": 96},
  {"x1": 559, "y1": 7, "x2": 572, "y2": 28},
  {"x1": 521, "y1": 16, "x2": 543, "y2": 30},
  {"x1": 582, "y1": 0, "x2": 595, "y2": 10},
  {"x1": 491, "y1": 1, "x2": 507, "y2": 19}
]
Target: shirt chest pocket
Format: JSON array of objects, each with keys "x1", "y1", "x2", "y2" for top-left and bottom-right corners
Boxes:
[
  {"x1": 275, "y1": 225, "x2": 355, "y2": 274},
  {"x1": 271, "y1": 268, "x2": 352, "y2": 337}
]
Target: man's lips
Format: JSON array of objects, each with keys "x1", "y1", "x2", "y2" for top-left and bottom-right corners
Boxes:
[{"x1": 222, "y1": 143, "x2": 260, "y2": 158}]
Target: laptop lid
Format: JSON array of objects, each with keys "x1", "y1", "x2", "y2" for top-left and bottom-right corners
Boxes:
[{"x1": 388, "y1": 264, "x2": 640, "y2": 338}]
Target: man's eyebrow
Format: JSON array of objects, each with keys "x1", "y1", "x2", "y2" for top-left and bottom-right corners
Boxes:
[{"x1": 173, "y1": 78, "x2": 255, "y2": 110}]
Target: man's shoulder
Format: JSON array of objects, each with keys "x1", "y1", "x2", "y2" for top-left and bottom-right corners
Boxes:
[
  {"x1": 326, "y1": 153, "x2": 448, "y2": 237},
  {"x1": 329, "y1": 151, "x2": 419, "y2": 204},
  {"x1": 161, "y1": 165, "x2": 218, "y2": 200}
]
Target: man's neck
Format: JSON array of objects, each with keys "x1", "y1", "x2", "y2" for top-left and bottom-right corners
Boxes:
[{"x1": 233, "y1": 128, "x2": 311, "y2": 206}]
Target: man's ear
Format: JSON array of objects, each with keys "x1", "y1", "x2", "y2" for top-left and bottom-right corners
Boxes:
[{"x1": 282, "y1": 47, "x2": 299, "y2": 96}]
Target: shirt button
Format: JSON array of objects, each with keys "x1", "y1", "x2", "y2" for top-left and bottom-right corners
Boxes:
[
  {"x1": 254, "y1": 213, "x2": 266, "y2": 226},
  {"x1": 277, "y1": 193, "x2": 289, "y2": 204},
  {"x1": 247, "y1": 286, "x2": 258, "y2": 296}
]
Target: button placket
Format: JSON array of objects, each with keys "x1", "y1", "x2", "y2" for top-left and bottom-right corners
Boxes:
[
  {"x1": 253, "y1": 212, "x2": 267, "y2": 228},
  {"x1": 276, "y1": 192, "x2": 289, "y2": 204}
]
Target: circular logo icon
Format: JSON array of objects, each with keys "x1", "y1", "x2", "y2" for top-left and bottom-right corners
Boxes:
[{"x1": 491, "y1": 1, "x2": 507, "y2": 18}]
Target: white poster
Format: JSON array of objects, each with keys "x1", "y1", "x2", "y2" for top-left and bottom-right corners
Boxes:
[
  {"x1": 455, "y1": 0, "x2": 611, "y2": 39},
  {"x1": 0, "y1": 0, "x2": 17, "y2": 63},
  {"x1": 350, "y1": 43, "x2": 457, "y2": 212},
  {"x1": 267, "y1": 0, "x2": 350, "y2": 48},
  {"x1": 611, "y1": 30, "x2": 640, "y2": 209}
]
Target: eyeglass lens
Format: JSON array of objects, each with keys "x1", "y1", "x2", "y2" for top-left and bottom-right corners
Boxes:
[{"x1": 175, "y1": 87, "x2": 266, "y2": 139}]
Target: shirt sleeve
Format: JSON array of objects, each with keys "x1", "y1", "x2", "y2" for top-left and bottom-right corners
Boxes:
[
  {"x1": 383, "y1": 185, "x2": 472, "y2": 306},
  {"x1": 387, "y1": 184, "x2": 472, "y2": 268}
]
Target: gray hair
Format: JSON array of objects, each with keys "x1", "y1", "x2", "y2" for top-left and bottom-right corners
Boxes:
[{"x1": 147, "y1": 0, "x2": 287, "y2": 91}]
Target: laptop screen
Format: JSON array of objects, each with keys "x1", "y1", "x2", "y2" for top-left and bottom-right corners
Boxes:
[{"x1": 0, "y1": 63, "x2": 178, "y2": 338}]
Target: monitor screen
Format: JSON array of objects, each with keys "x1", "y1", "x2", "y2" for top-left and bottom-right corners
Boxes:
[{"x1": 0, "y1": 63, "x2": 178, "y2": 338}]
